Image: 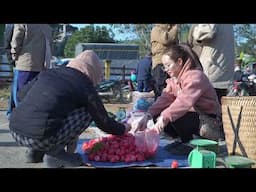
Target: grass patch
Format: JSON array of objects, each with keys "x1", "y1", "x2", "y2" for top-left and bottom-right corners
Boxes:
[
  {"x1": 0, "y1": 83, "x2": 11, "y2": 109},
  {"x1": 0, "y1": 84, "x2": 11, "y2": 100}
]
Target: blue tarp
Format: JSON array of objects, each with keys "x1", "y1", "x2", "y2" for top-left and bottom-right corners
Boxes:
[{"x1": 76, "y1": 137, "x2": 189, "y2": 168}]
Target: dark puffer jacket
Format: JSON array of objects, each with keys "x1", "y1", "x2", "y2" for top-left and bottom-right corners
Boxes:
[{"x1": 9, "y1": 67, "x2": 125, "y2": 139}]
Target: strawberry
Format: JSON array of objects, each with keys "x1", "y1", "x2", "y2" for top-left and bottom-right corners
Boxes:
[
  {"x1": 94, "y1": 155, "x2": 101, "y2": 161},
  {"x1": 171, "y1": 160, "x2": 179, "y2": 168}
]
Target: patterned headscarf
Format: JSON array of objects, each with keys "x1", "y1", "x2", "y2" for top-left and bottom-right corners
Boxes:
[{"x1": 67, "y1": 50, "x2": 103, "y2": 86}]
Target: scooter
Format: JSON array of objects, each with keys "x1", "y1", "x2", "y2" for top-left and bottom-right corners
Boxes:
[
  {"x1": 96, "y1": 80, "x2": 121, "y2": 102},
  {"x1": 227, "y1": 73, "x2": 256, "y2": 96},
  {"x1": 96, "y1": 79, "x2": 132, "y2": 103}
]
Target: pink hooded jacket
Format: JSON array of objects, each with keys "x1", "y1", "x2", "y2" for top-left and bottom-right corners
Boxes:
[{"x1": 148, "y1": 58, "x2": 221, "y2": 122}]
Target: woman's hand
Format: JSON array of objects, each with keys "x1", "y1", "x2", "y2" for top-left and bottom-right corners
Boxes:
[
  {"x1": 128, "y1": 113, "x2": 152, "y2": 134},
  {"x1": 154, "y1": 116, "x2": 169, "y2": 134},
  {"x1": 123, "y1": 123, "x2": 131, "y2": 134}
]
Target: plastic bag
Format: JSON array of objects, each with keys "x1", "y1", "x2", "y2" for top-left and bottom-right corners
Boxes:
[
  {"x1": 132, "y1": 91, "x2": 155, "y2": 107},
  {"x1": 134, "y1": 128, "x2": 160, "y2": 158},
  {"x1": 134, "y1": 118, "x2": 159, "y2": 158},
  {"x1": 124, "y1": 111, "x2": 152, "y2": 134},
  {"x1": 123, "y1": 102, "x2": 160, "y2": 158}
]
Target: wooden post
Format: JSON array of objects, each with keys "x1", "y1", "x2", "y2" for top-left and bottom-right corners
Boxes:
[{"x1": 104, "y1": 59, "x2": 111, "y2": 80}]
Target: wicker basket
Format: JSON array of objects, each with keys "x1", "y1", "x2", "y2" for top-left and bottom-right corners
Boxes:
[{"x1": 221, "y1": 96, "x2": 256, "y2": 162}]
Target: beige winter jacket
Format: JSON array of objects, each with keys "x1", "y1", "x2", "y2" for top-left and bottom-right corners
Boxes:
[
  {"x1": 192, "y1": 24, "x2": 235, "y2": 89},
  {"x1": 150, "y1": 24, "x2": 178, "y2": 69},
  {"x1": 11, "y1": 24, "x2": 52, "y2": 72},
  {"x1": 187, "y1": 24, "x2": 202, "y2": 57}
]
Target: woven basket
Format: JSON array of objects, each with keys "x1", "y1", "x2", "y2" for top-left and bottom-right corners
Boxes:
[{"x1": 221, "y1": 96, "x2": 256, "y2": 162}]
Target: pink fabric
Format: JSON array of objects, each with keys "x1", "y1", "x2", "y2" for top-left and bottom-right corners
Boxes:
[
  {"x1": 67, "y1": 50, "x2": 102, "y2": 86},
  {"x1": 148, "y1": 59, "x2": 220, "y2": 123}
]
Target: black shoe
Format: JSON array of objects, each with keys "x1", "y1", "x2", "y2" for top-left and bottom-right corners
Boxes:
[
  {"x1": 25, "y1": 149, "x2": 45, "y2": 163},
  {"x1": 43, "y1": 148, "x2": 83, "y2": 168}
]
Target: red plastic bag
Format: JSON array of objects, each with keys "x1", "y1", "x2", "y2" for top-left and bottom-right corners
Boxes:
[{"x1": 134, "y1": 129, "x2": 160, "y2": 158}]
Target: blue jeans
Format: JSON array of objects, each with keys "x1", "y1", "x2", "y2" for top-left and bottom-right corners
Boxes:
[{"x1": 6, "y1": 69, "x2": 18, "y2": 119}]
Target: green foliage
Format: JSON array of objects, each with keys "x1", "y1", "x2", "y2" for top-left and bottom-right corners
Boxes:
[
  {"x1": 112, "y1": 24, "x2": 153, "y2": 57},
  {"x1": 234, "y1": 24, "x2": 256, "y2": 58},
  {"x1": 90, "y1": 142, "x2": 105, "y2": 154},
  {"x1": 64, "y1": 25, "x2": 115, "y2": 58},
  {"x1": 111, "y1": 24, "x2": 191, "y2": 58},
  {"x1": 179, "y1": 24, "x2": 191, "y2": 43},
  {"x1": 49, "y1": 24, "x2": 78, "y2": 42},
  {"x1": 49, "y1": 24, "x2": 79, "y2": 56}
]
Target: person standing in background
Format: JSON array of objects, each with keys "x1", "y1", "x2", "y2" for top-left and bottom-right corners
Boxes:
[
  {"x1": 136, "y1": 52, "x2": 153, "y2": 92},
  {"x1": 4, "y1": 24, "x2": 15, "y2": 66},
  {"x1": 151, "y1": 24, "x2": 179, "y2": 99},
  {"x1": 233, "y1": 59, "x2": 243, "y2": 82},
  {"x1": 11, "y1": 24, "x2": 53, "y2": 104},
  {"x1": 4, "y1": 24, "x2": 16, "y2": 119},
  {"x1": 187, "y1": 24, "x2": 202, "y2": 57},
  {"x1": 192, "y1": 24, "x2": 235, "y2": 104}
]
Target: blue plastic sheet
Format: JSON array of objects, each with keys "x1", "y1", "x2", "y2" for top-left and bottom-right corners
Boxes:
[{"x1": 76, "y1": 137, "x2": 189, "y2": 168}]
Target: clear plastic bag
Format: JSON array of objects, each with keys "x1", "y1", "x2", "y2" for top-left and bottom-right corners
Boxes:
[
  {"x1": 124, "y1": 111, "x2": 147, "y2": 134},
  {"x1": 134, "y1": 127, "x2": 160, "y2": 158},
  {"x1": 124, "y1": 108, "x2": 160, "y2": 158}
]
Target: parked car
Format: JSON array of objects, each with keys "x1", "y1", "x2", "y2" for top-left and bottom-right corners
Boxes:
[{"x1": 53, "y1": 58, "x2": 74, "y2": 68}]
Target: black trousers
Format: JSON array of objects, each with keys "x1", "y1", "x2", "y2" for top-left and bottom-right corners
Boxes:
[
  {"x1": 137, "y1": 79, "x2": 153, "y2": 92},
  {"x1": 214, "y1": 88, "x2": 227, "y2": 140},
  {"x1": 152, "y1": 64, "x2": 168, "y2": 99},
  {"x1": 163, "y1": 112, "x2": 200, "y2": 143}
]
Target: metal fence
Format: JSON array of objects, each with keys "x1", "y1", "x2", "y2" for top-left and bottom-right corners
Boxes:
[
  {"x1": 0, "y1": 53, "x2": 13, "y2": 84},
  {"x1": 104, "y1": 65, "x2": 135, "y2": 81}
]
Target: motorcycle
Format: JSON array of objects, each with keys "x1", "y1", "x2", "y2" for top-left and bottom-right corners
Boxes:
[
  {"x1": 227, "y1": 73, "x2": 256, "y2": 96},
  {"x1": 96, "y1": 79, "x2": 132, "y2": 103}
]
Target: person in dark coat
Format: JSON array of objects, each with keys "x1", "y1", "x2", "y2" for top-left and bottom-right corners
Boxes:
[
  {"x1": 4, "y1": 24, "x2": 15, "y2": 66},
  {"x1": 233, "y1": 59, "x2": 243, "y2": 82},
  {"x1": 9, "y1": 50, "x2": 131, "y2": 168},
  {"x1": 136, "y1": 52, "x2": 153, "y2": 92},
  {"x1": 4, "y1": 24, "x2": 16, "y2": 119}
]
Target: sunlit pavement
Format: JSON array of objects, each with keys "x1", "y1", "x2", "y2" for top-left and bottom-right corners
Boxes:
[
  {"x1": 0, "y1": 110, "x2": 229, "y2": 168},
  {"x1": 0, "y1": 111, "x2": 107, "y2": 168}
]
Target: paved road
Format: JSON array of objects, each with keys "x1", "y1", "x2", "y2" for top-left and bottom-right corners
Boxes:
[
  {"x1": 0, "y1": 110, "x2": 229, "y2": 168},
  {"x1": 0, "y1": 111, "x2": 43, "y2": 168},
  {"x1": 0, "y1": 111, "x2": 107, "y2": 168}
]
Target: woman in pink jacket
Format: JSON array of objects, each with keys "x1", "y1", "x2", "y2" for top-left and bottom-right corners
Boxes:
[{"x1": 134, "y1": 43, "x2": 223, "y2": 142}]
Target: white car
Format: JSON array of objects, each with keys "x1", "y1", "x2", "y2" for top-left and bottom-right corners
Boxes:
[{"x1": 54, "y1": 58, "x2": 74, "y2": 68}]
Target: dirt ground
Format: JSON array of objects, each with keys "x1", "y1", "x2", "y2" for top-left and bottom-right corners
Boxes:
[
  {"x1": 104, "y1": 103, "x2": 133, "y2": 114},
  {"x1": 0, "y1": 94, "x2": 132, "y2": 114}
]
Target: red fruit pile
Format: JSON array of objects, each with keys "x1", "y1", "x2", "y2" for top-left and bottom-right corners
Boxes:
[{"x1": 81, "y1": 133, "x2": 150, "y2": 163}]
